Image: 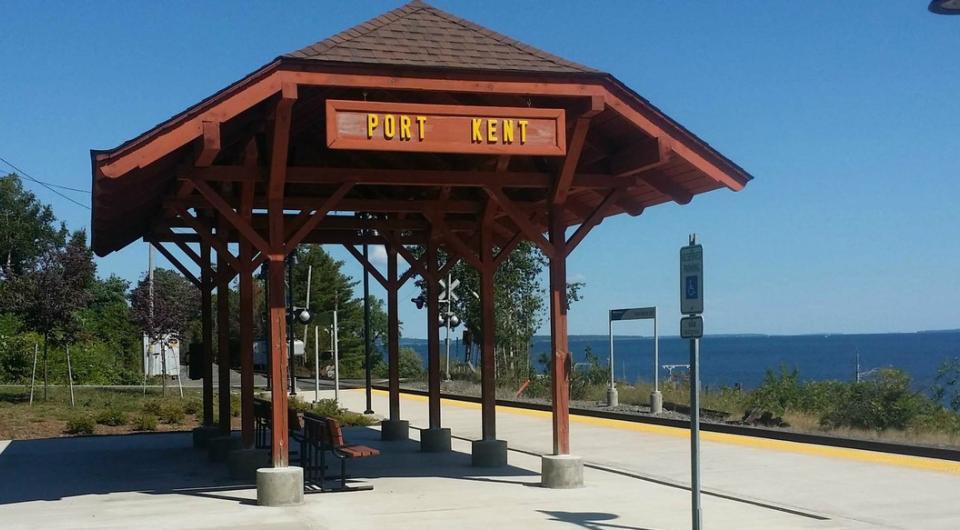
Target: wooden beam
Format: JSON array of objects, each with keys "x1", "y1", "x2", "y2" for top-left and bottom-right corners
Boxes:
[
  {"x1": 190, "y1": 179, "x2": 272, "y2": 256},
  {"x1": 200, "y1": 242, "x2": 214, "y2": 427},
  {"x1": 384, "y1": 233, "x2": 428, "y2": 280},
  {"x1": 173, "y1": 239, "x2": 202, "y2": 268},
  {"x1": 637, "y1": 170, "x2": 693, "y2": 205},
  {"x1": 426, "y1": 212, "x2": 482, "y2": 270},
  {"x1": 182, "y1": 165, "x2": 618, "y2": 189},
  {"x1": 608, "y1": 136, "x2": 668, "y2": 178},
  {"x1": 553, "y1": 95, "x2": 604, "y2": 205},
  {"x1": 493, "y1": 230, "x2": 523, "y2": 268},
  {"x1": 564, "y1": 188, "x2": 623, "y2": 256},
  {"x1": 194, "y1": 121, "x2": 221, "y2": 167},
  {"x1": 343, "y1": 244, "x2": 389, "y2": 289},
  {"x1": 398, "y1": 266, "x2": 417, "y2": 288},
  {"x1": 166, "y1": 196, "x2": 482, "y2": 215},
  {"x1": 548, "y1": 205, "x2": 570, "y2": 455},
  {"x1": 216, "y1": 214, "x2": 232, "y2": 435},
  {"x1": 484, "y1": 186, "x2": 555, "y2": 259},
  {"x1": 174, "y1": 208, "x2": 241, "y2": 272},
  {"x1": 269, "y1": 82, "x2": 297, "y2": 258},
  {"x1": 238, "y1": 178, "x2": 255, "y2": 450},
  {"x1": 284, "y1": 182, "x2": 352, "y2": 251},
  {"x1": 150, "y1": 242, "x2": 200, "y2": 287}
]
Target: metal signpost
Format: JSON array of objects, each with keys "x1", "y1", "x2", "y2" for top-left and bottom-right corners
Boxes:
[
  {"x1": 607, "y1": 306, "x2": 661, "y2": 412},
  {"x1": 680, "y1": 235, "x2": 704, "y2": 530}
]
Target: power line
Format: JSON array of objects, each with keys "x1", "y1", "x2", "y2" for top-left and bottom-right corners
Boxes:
[{"x1": 0, "y1": 155, "x2": 91, "y2": 210}]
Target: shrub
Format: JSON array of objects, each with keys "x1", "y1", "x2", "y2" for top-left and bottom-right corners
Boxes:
[
  {"x1": 142, "y1": 399, "x2": 163, "y2": 415},
  {"x1": 182, "y1": 398, "x2": 201, "y2": 415},
  {"x1": 95, "y1": 407, "x2": 127, "y2": 426},
  {"x1": 746, "y1": 366, "x2": 803, "y2": 417},
  {"x1": 398, "y1": 347, "x2": 424, "y2": 379},
  {"x1": 133, "y1": 414, "x2": 158, "y2": 431},
  {"x1": 65, "y1": 414, "x2": 95, "y2": 435},
  {"x1": 820, "y1": 369, "x2": 926, "y2": 431},
  {"x1": 231, "y1": 393, "x2": 241, "y2": 417},
  {"x1": 158, "y1": 401, "x2": 185, "y2": 424}
]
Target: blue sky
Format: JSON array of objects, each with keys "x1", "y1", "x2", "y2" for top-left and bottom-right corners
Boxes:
[{"x1": 1, "y1": 1, "x2": 957, "y2": 338}]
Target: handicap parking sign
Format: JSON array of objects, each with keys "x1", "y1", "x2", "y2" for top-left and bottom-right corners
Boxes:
[
  {"x1": 685, "y1": 276, "x2": 699, "y2": 299},
  {"x1": 680, "y1": 243, "x2": 703, "y2": 314}
]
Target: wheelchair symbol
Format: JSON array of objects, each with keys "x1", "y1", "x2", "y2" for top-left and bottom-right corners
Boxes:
[{"x1": 685, "y1": 276, "x2": 699, "y2": 298}]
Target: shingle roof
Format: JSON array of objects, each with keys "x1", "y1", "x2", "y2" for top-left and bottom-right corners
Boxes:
[{"x1": 284, "y1": 0, "x2": 598, "y2": 74}]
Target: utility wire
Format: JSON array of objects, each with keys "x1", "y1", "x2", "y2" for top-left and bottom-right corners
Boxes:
[{"x1": 0, "y1": 155, "x2": 91, "y2": 210}]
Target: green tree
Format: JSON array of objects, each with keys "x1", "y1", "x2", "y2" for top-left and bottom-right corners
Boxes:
[
  {"x1": 287, "y1": 245, "x2": 388, "y2": 378},
  {"x1": 130, "y1": 268, "x2": 200, "y2": 395},
  {"x1": 0, "y1": 174, "x2": 67, "y2": 276},
  {"x1": 412, "y1": 241, "x2": 585, "y2": 382},
  {"x1": 5, "y1": 230, "x2": 96, "y2": 399}
]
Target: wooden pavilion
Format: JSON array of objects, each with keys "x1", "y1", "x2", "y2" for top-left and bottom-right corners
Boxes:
[{"x1": 90, "y1": 0, "x2": 751, "y2": 501}]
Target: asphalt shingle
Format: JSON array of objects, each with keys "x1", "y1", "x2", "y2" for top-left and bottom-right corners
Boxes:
[{"x1": 284, "y1": 0, "x2": 598, "y2": 74}]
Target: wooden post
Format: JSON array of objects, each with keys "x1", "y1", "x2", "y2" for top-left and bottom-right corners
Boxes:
[
  {"x1": 201, "y1": 241, "x2": 214, "y2": 426},
  {"x1": 548, "y1": 207, "x2": 570, "y2": 455},
  {"x1": 238, "y1": 182, "x2": 255, "y2": 449},
  {"x1": 426, "y1": 239, "x2": 441, "y2": 429},
  {"x1": 387, "y1": 244, "x2": 400, "y2": 421},
  {"x1": 267, "y1": 255, "x2": 289, "y2": 466},
  {"x1": 479, "y1": 224, "x2": 496, "y2": 440},
  {"x1": 216, "y1": 217, "x2": 232, "y2": 434}
]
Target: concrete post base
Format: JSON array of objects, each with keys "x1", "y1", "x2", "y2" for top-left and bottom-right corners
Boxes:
[
  {"x1": 650, "y1": 390, "x2": 663, "y2": 414},
  {"x1": 607, "y1": 387, "x2": 619, "y2": 407},
  {"x1": 207, "y1": 434, "x2": 241, "y2": 462},
  {"x1": 471, "y1": 439, "x2": 508, "y2": 467},
  {"x1": 541, "y1": 454, "x2": 584, "y2": 489},
  {"x1": 419, "y1": 428, "x2": 452, "y2": 452},
  {"x1": 381, "y1": 419, "x2": 410, "y2": 441},
  {"x1": 256, "y1": 466, "x2": 304, "y2": 507},
  {"x1": 228, "y1": 448, "x2": 270, "y2": 480},
  {"x1": 191, "y1": 426, "x2": 219, "y2": 449}
]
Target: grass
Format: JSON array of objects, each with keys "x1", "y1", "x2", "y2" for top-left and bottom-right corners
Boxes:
[{"x1": 0, "y1": 386, "x2": 225, "y2": 439}]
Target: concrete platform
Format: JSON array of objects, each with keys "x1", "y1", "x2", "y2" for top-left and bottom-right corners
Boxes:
[{"x1": 1, "y1": 388, "x2": 960, "y2": 529}]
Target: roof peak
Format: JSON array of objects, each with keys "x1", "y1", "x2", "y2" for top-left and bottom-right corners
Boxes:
[{"x1": 283, "y1": 1, "x2": 598, "y2": 74}]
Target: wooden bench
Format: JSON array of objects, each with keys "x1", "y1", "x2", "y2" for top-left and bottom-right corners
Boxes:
[
  {"x1": 301, "y1": 413, "x2": 379, "y2": 492},
  {"x1": 253, "y1": 398, "x2": 271, "y2": 449}
]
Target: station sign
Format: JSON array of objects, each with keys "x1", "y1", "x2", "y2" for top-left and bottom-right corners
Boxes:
[
  {"x1": 326, "y1": 99, "x2": 566, "y2": 156},
  {"x1": 610, "y1": 306, "x2": 656, "y2": 321},
  {"x1": 680, "y1": 244, "x2": 703, "y2": 315},
  {"x1": 680, "y1": 315, "x2": 703, "y2": 339}
]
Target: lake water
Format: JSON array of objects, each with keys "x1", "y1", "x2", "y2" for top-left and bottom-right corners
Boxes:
[{"x1": 401, "y1": 331, "x2": 960, "y2": 392}]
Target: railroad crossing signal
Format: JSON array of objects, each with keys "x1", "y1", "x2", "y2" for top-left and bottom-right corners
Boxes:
[{"x1": 438, "y1": 278, "x2": 460, "y2": 302}]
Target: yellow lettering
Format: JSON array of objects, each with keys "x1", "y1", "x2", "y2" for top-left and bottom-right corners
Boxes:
[
  {"x1": 487, "y1": 119, "x2": 497, "y2": 143},
  {"x1": 400, "y1": 115, "x2": 411, "y2": 140},
  {"x1": 518, "y1": 120, "x2": 528, "y2": 144},
  {"x1": 416, "y1": 116, "x2": 427, "y2": 140},
  {"x1": 384, "y1": 114, "x2": 396, "y2": 139},
  {"x1": 472, "y1": 118, "x2": 483, "y2": 142},
  {"x1": 502, "y1": 119, "x2": 514, "y2": 144},
  {"x1": 367, "y1": 114, "x2": 379, "y2": 139}
]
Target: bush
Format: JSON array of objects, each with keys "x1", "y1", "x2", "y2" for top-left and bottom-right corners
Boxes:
[
  {"x1": 142, "y1": 399, "x2": 163, "y2": 415},
  {"x1": 231, "y1": 393, "x2": 241, "y2": 417},
  {"x1": 398, "y1": 347, "x2": 424, "y2": 379},
  {"x1": 95, "y1": 407, "x2": 127, "y2": 426},
  {"x1": 182, "y1": 398, "x2": 201, "y2": 415},
  {"x1": 158, "y1": 401, "x2": 185, "y2": 424},
  {"x1": 132, "y1": 414, "x2": 158, "y2": 431},
  {"x1": 820, "y1": 369, "x2": 927, "y2": 431},
  {"x1": 65, "y1": 414, "x2": 95, "y2": 435}
]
